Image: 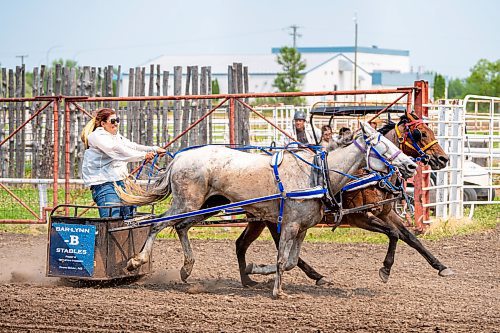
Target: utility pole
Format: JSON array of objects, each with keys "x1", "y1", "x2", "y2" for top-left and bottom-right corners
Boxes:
[
  {"x1": 16, "y1": 55, "x2": 28, "y2": 66},
  {"x1": 353, "y1": 13, "x2": 358, "y2": 92},
  {"x1": 288, "y1": 25, "x2": 302, "y2": 49}
]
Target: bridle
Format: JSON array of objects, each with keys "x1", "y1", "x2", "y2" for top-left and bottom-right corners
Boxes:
[
  {"x1": 394, "y1": 115, "x2": 438, "y2": 165},
  {"x1": 353, "y1": 132, "x2": 401, "y2": 174}
]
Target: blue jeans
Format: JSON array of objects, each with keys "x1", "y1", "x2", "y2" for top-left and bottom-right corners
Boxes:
[{"x1": 91, "y1": 181, "x2": 135, "y2": 218}]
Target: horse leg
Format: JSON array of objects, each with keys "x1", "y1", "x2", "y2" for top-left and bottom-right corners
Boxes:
[
  {"x1": 387, "y1": 210, "x2": 454, "y2": 277},
  {"x1": 265, "y1": 221, "x2": 329, "y2": 286},
  {"x1": 235, "y1": 220, "x2": 266, "y2": 287},
  {"x1": 379, "y1": 235, "x2": 398, "y2": 283},
  {"x1": 346, "y1": 212, "x2": 399, "y2": 283},
  {"x1": 273, "y1": 223, "x2": 304, "y2": 299},
  {"x1": 127, "y1": 220, "x2": 168, "y2": 271},
  {"x1": 245, "y1": 223, "x2": 301, "y2": 277},
  {"x1": 126, "y1": 193, "x2": 205, "y2": 271},
  {"x1": 175, "y1": 215, "x2": 208, "y2": 282}
]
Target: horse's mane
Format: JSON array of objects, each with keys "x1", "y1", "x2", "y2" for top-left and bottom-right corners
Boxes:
[
  {"x1": 378, "y1": 122, "x2": 396, "y2": 135},
  {"x1": 398, "y1": 112, "x2": 420, "y2": 124},
  {"x1": 377, "y1": 112, "x2": 421, "y2": 135}
]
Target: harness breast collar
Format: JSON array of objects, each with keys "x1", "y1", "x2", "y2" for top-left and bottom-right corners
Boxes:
[{"x1": 271, "y1": 151, "x2": 327, "y2": 233}]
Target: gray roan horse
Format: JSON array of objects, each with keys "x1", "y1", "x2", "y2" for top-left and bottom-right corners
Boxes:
[
  {"x1": 119, "y1": 122, "x2": 417, "y2": 298},
  {"x1": 235, "y1": 113, "x2": 454, "y2": 288}
]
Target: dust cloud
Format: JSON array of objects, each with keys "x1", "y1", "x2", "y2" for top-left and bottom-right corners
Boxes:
[{"x1": 0, "y1": 235, "x2": 55, "y2": 285}]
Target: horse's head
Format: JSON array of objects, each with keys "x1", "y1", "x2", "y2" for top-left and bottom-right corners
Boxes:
[
  {"x1": 359, "y1": 122, "x2": 417, "y2": 179},
  {"x1": 396, "y1": 113, "x2": 449, "y2": 170}
]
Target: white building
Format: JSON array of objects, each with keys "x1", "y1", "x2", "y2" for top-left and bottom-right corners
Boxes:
[{"x1": 121, "y1": 46, "x2": 434, "y2": 103}]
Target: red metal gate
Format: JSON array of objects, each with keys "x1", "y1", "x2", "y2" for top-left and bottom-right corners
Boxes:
[{"x1": 0, "y1": 84, "x2": 427, "y2": 228}]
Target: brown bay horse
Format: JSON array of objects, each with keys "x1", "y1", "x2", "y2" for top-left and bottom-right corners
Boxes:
[{"x1": 238, "y1": 113, "x2": 454, "y2": 287}]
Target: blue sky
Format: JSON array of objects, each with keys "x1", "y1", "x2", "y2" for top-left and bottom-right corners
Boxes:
[{"x1": 0, "y1": 0, "x2": 498, "y2": 78}]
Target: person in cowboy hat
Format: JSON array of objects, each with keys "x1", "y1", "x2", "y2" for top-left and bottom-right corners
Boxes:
[{"x1": 283, "y1": 110, "x2": 321, "y2": 146}]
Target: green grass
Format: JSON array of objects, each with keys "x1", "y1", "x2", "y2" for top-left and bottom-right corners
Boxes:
[
  {"x1": 423, "y1": 201, "x2": 499, "y2": 240},
  {"x1": 1, "y1": 188, "x2": 498, "y2": 243},
  {"x1": 0, "y1": 224, "x2": 46, "y2": 235},
  {"x1": 0, "y1": 184, "x2": 173, "y2": 221},
  {"x1": 153, "y1": 201, "x2": 499, "y2": 244}
]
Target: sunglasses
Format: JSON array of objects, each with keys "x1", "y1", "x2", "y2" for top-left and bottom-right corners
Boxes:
[{"x1": 108, "y1": 117, "x2": 120, "y2": 125}]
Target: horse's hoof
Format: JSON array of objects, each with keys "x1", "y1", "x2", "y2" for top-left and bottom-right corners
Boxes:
[
  {"x1": 245, "y1": 263, "x2": 255, "y2": 274},
  {"x1": 242, "y1": 277, "x2": 259, "y2": 288},
  {"x1": 126, "y1": 258, "x2": 140, "y2": 271},
  {"x1": 439, "y1": 268, "x2": 454, "y2": 277},
  {"x1": 272, "y1": 290, "x2": 289, "y2": 299},
  {"x1": 379, "y1": 267, "x2": 390, "y2": 283},
  {"x1": 315, "y1": 277, "x2": 332, "y2": 286},
  {"x1": 180, "y1": 268, "x2": 190, "y2": 282}
]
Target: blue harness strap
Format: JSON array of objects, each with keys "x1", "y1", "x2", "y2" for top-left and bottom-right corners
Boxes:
[
  {"x1": 286, "y1": 186, "x2": 327, "y2": 199},
  {"x1": 135, "y1": 160, "x2": 148, "y2": 181},
  {"x1": 342, "y1": 172, "x2": 385, "y2": 192},
  {"x1": 130, "y1": 193, "x2": 284, "y2": 228},
  {"x1": 271, "y1": 151, "x2": 327, "y2": 233},
  {"x1": 272, "y1": 152, "x2": 286, "y2": 233},
  {"x1": 146, "y1": 154, "x2": 160, "y2": 190},
  {"x1": 135, "y1": 154, "x2": 160, "y2": 188}
]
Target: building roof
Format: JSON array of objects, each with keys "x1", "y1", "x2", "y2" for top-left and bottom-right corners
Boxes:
[
  {"x1": 306, "y1": 53, "x2": 371, "y2": 75},
  {"x1": 272, "y1": 46, "x2": 410, "y2": 57}
]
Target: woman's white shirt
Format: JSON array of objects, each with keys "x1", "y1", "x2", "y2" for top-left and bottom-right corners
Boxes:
[{"x1": 82, "y1": 127, "x2": 159, "y2": 186}]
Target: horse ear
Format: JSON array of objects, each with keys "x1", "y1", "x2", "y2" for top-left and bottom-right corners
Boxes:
[
  {"x1": 406, "y1": 112, "x2": 418, "y2": 122},
  {"x1": 359, "y1": 121, "x2": 371, "y2": 134},
  {"x1": 398, "y1": 114, "x2": 407, "y2": 125}
]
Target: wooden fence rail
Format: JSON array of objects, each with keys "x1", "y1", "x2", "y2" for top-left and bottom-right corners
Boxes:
[{"x1": 0, "y1": 63, "x2": 248, "y2": 179}]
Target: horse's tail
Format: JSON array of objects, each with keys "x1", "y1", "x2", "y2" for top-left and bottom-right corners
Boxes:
[{"x1": 117, "y1": 161, "x2": 173, "y2": 206}]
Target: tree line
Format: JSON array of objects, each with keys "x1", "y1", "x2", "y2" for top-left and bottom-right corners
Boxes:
[{"x1": 434, "y1": 59, "x2": 499, "y2": 100}]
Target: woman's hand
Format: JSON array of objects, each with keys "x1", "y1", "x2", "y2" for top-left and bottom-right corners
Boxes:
[
  {"x1": 145, "y1": 151, "x2": 155, "y2": 161},
  {"x1": 157, "y1": 148, "x2": 167, "y2": 156}
]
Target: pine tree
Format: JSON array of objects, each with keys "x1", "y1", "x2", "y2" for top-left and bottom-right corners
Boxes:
[
  {"x1": 433, "y1": 74, "x2": 446, "y2": 100},
  {"x1": 211, "y1": 78, "x2": 220, "y2": 95},
  {"x1": 273, "y1": 47, "x2": 306, "y2": 105}
]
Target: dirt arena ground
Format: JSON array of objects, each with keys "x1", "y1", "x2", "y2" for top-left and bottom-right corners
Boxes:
[{"x1": 0, "y1": 226, "x2": 498, "y2": 333}]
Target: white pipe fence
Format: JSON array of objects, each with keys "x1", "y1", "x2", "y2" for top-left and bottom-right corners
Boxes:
[{"x1": 425, "y1": 95, "x2": 499, "y2": 221}]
